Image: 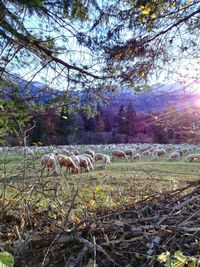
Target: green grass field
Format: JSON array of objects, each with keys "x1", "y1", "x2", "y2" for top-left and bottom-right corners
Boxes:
[{"x1": 0, "y1": 150, "x2": 199, "y2": 219}]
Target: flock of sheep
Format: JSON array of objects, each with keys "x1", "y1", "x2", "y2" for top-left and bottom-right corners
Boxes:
[
  {"x1": 41, "y1": 149, "x2": 111, "y2": 176},
  {"x1": 110, "y1": 146, "x2": 200, "y2": 162},
  {"x1": 1, "y1": 143, "x2": 200, "y2": 176}
]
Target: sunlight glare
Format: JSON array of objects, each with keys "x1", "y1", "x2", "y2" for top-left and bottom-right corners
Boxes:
[{"x1": 193, "y1": 98, "x2": 200, "y2": 108}]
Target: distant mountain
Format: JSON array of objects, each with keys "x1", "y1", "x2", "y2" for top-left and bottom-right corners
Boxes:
[
  {"x1": 106, "y1": 83, "x2": 188, "y2": 112},
  {"x1": 1, "y1": 71, "x2": 63, "y2": 104},
  {"x1": 2, "y1": 71, "x2": 198, "y2": 112}
]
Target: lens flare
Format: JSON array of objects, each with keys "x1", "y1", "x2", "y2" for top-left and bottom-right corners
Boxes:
[{"x1": 194, "y1": 99, "x2": 200, "y2": 108}]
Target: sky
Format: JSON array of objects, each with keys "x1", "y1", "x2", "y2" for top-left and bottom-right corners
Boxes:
[{"x1": 4, "y1": 0, "x2": 200, "y2": 95}]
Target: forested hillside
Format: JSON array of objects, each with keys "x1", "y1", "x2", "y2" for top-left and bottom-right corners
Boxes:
[{"x1": 2, "y1": 73, "x2": 200, "y2": 145}]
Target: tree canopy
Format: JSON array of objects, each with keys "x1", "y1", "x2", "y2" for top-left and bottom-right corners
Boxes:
[{"x1": 1, "y1": 0, "x2": 200, "y2": 93}]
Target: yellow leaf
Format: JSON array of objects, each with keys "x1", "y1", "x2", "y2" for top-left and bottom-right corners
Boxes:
[
  {"x1": 139, "y1": 5, "x2": 145, "y2": 11},
  {"x1": 62, "y1": 116, "x2": 68, "y2": 119},
  {"x1": 171, "y1": 2, "x2": 177, "y2": 7},
  {"x1": 174, "y1": 251, "x2": 187, "y2": 263},
  {"x1": 139, "y1": 4, "x2": 151, "y2": 15},
  {"x1": 87, "y1": 200, "x2": 95, "y2": 209},
  {"x1": 188, "y1": 0, "x2": 193, "y2": 2},
  {"x1": 150, "y1": 13, "x2": 157, "y2": 19},
  {"x1": 75, "y1": 217, "x2": 81, "y2": 225},
  {"x1": 95, "y1": 186, "x2": 102, "y2": 193},
  {"x1": 158, "y1": 251, "x2": 170, "y2": 263},
  {"x1": 142, "y1": 7, "x2": 151, "y2": 15},
  {"x1": 183, "y1": 4, "x2": 189, "y2": 8}
]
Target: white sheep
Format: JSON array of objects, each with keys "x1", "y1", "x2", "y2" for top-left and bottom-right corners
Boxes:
[
  {"x1": 84, "y1": 149, "x2": 95, "y2": 158},
  {"x1": 102, "y1": 154, "x2": 111, "y2": 169},
  {"x1": 81, "y1": 155, "x2": 94, "y2": 171},
  {"x1": 142, "y1": 150, "x2": 151, "y2": 157},
  {"x1": 168, "y1": 151, "x2": 180, "y2": 161},
  {"x1": 52, "y1": 148, "x2": 62, "y2": 155},
  {"x1": 139, "y1": 146, "x2": 151, "y2": 153},
  {"x1": 185, "y1": 154, "x2": 200, "y2": 162},
  {"x1": 94, "y1": 153, "x2": 104, "y2": 162},
  {"x1": 73, "y1": 150, "x2": 80, "y2": 156},
  {"x1": 41, "y1": 153, "x2": 58, "y2": 176},
  {"x1": 132, "y1": 153, "x2": 141, "y2": 161},
  {"x1": 152, "y1": 148, "x2": 166, "y2": 159},
  {"x1": 83, "y1": 153, "x2": 95, "y2": 163},
  {"x1": 112, "y1": 150, "x2": 128, "y2": 161},
  {"x1": 94, "y1": 153, "x2": 111, "y2": 168},
  {"x1": 70, "y1": 155, "x2": 81, "y2": 167},
  {"x1": 61, "y1": 149, "x2": 70, "y2": 155},
  {"x1": 123, "y1": 149, "x2": 134, "y2": 157}
]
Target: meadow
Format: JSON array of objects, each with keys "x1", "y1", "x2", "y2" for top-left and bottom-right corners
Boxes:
[
  {"x1": 0, "y1": 146, "x2": 199, "y2": 216},
  {"x1": 0, "y1": 145, "x2": 200, "y2": 266}
]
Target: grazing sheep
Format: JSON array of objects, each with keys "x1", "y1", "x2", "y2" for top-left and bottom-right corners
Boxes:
[
  {"x1": 168, "y1": 151, "x2": 180, "y2": 161},
  {"x1": 102, "y1": 154, "x2": 111, "y2": 169},
  {"x1": 68, "y1": 151, "x2": 75, "y2": 156},
  {"x1": 94, "y1": 153, "x2": 111, "y2": 168},
  {"x1": 70, "y1": 155, "x2": 81, "y2": 167},
  {"x1": 148, "y1": 147, "x2": 157, "y2": 154},
  {"x1": 112, "y1": 150, "x2": 128, "y2": 161},
  {"x1": 139, "y1": 146, "x2": 150, "y2": 152},
  {"x1": 82, "y1": 155, "x2": 94, "y2": 171},
  {"x1": 73, "y1": 150, "x2": 80, "y2": 156},
  {"x1": 123, "y1": 149, "x2": 134, "y2": 157},
  {"x1": 185, "y1": 154, "x2": 200, "y2": 162},
  {"x1": 142, "y1": 150, "x2": 151, "y2": 157},
  {"x1": 132, "y1": 153, "x2": 141, "y2": 161},
  {"x1": 84, "y1": 149, "x2": 95, "y2": 158},
  {"x1": 94, "y1": 153, "x2": 104, "y2": 161},
  {"x1": 52, "y1": 149, "x2": 61, "y2": 155},
  {"x1": 178, "y1": 149, "x2": 184, "y2": 157},
  {"x1": 57, "y1": 154, "x2": 79, "y2": 174},
  {"x1": 61, "y1": 149, "x2": 70, "y2": 155},
  {"x1": 41, "y1": 153, "x2": 58, "y2": 176},
  {"x1": 78, "y1": 156, "x2": 90, "y2": 172},
  {"x1": 83, "y1": 153, "x2": 95, "y2": 163},
  {"x1": 153, "y1": 148, "x2": 166, "y2": 159},
  {"x1": 181, "y1": 148, "x2": 188, "y2": 154}
]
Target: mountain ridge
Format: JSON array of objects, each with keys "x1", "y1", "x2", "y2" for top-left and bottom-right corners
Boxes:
[{"x1": 2, "y1": 71, "x2": 199, "y2": 112}]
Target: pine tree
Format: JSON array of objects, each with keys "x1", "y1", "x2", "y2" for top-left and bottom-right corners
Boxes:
[
  {"x1": 30, "y1": 119, "x2": 44, "y2": 144},
  {"x1": 95, "y1": 104, "x2": 105, "y2": 132},
  {"x1": 118, "y1": 104, "x2": 126, "y2": 134},
  {"x1": 59, "y1": 104, "x2": 79, "y2": 143},
  {"x1": 125, "y1": 102, "x2": 136, "y2": 137},
  {"x1": 59, "y1": 105, "x2": 69, "y2": 137}
]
